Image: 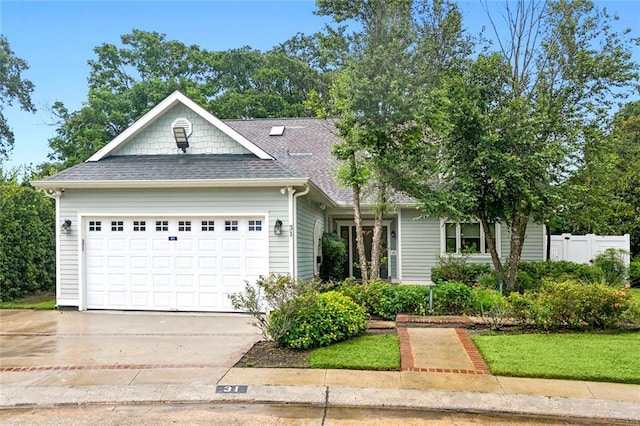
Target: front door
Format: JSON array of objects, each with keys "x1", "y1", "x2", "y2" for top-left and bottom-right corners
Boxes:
[{"x1": 339, "y1": 225, "x2": 388, "y2": 280}]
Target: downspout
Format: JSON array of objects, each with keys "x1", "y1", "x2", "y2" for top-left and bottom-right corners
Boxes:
[
  {"x1": 43, "y1": 189, "x2": 62, "y2": 307},
  {"x1": 288, "y1": 184, "x2": 310, "y2": 277}
]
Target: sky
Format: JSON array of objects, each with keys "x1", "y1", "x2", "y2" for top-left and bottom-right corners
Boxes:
[{"x1": 1, "y1": 0, "x2": 639, "y2": 171}]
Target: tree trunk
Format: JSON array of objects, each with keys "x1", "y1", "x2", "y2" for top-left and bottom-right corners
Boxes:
[
  {"x1": 369, "y1": 181, "x2": 387, "y2": 280},
  {"x1": 505, "y1": 205, "x2": 532, "y2": 291},
  {"x1": 352, "y1": 182, "x2": 369, "y2": 284},
  {"x1": 480, "y1": 217, "x2": 505, "y2": 283}
]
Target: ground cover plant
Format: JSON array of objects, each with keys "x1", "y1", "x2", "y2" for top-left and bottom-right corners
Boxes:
[
  {"x1": 0, "y1": 292, "x2": 55, "y2": 310},
  {"x1": 472, "y1": 331, "x2": 640, "y2": 384}
]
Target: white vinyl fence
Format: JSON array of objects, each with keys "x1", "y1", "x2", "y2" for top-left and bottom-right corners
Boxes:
[{"x1": 550, "y1": 234, "x2": 631, "y2": 267}]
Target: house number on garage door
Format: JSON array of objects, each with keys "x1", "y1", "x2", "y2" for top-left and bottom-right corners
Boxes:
[
  {"x1": 168, "y1": 236, "x2": 177, "y2": 241},
  {"x1": 215, "y1": 385, "x2": 248, "y2": 393}
]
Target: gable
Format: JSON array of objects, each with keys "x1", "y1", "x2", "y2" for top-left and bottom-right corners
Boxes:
[
  {"x1": 111, "y1": 104, "x2": 251, "y2": 156},
  {"x1": 87, "y1": 91, "x2": 273, "y2": 161}
]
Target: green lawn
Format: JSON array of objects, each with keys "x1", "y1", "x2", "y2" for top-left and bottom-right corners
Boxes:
[
  {"x1": 309, "y1": 334, "x2": 400, "y2": 370},
  {"x1": 472, "y1": 331, "x2": 640, "y2": 384},
  {"x1": 0, "y1": 292, "x2": 56, "y2": 310}
]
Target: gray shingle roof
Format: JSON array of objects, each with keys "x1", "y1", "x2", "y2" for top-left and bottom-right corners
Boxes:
[{"x1": 43, "y1": 154, "x2": 298, "y2": 182}]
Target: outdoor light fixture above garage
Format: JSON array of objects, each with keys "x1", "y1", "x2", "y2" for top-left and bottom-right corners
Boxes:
[{"x1": 171, "y1": 118, "x2": 192, "y2": 153}]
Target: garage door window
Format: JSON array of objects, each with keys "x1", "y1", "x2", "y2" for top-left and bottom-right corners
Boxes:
[
  {"x1": 201, "y1": 220, "x2": 215, "y2": 231},
  {"x1": 179, "y1": 220, "x2": 191, "y2": 231},
  {"x1": 248, "y1": 220, "x2": 262, "y2": 231},
  {"x1": 111, "y1": 221, "x2": 124, "y2": 232},
  {"x1": 89, "y1": 221, "x2": 101, "y2": 232},
  {"x1": 133, "y1": 221, "x2": 146, "y2": 231},
  {"x1": 225, "y1": 220, "x2": 238, "y2": 231},
  {"x1": 155, "y1": 220, "x2": 168, "y2": 231}
]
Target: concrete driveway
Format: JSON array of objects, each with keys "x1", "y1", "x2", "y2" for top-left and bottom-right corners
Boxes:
[{"x1": 0, "y1": 310, "x2": 260, "y2": 388}]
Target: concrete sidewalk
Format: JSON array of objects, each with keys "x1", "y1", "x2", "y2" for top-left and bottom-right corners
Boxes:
[{"x1": 1, "y1": 311, "x2": 639, "y2": 423}]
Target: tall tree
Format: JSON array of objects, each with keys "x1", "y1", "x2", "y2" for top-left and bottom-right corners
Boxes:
[
  {"x1": 0, "y1": 35, "x2": 36, "y2": 160},
  {"x1": 389, "y1": 0, "x2": 639, "y2": 290},
  {"x1": 316, "y1": 0, "x2": 471, "y2": 282},
  {"x1": 47, "y1": 30, "x2": 323, "y2": 170}
]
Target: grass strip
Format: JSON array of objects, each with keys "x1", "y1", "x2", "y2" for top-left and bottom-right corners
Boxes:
[
  {"x1": 309, "y1": 334, "x2": 400, "y2": 370},
  {"x1": 472, "y1": 331, "x2": 640, "y2": 384},
  {"x1": 0, "y1": 293, "x2": 56, "y2": 310}
]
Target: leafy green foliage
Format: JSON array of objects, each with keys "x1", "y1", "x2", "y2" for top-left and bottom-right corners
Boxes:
[
  {"x1": 0, "y1": 172, "x2": 55, "y2": 301},
  {"x1": 592, "y1": 248, "x2": 628, "y2": 287},
  {"x1": 433, "y1": 281, "x2": 473, "y2": 315},
  {"x1": 228, "y1": 273, "x2": 312, "y2": 342},
  {"x1": 517, "y1": 261, "x2": 600, "y2": 289},
  {"x1": 270, "y1": 290, "x2": 367, "y2": 349},
  {"x1": 47, "y1": 30, "x2": 323, "y2": 170},
  {"x1": 511, "y1": 280, "x2": 633, "y2": 330},
  {"x1": 470, "y1": 287, "x2": 510, "y2": 330},
  {"x1": 430, "y1": 254, "x2": 491, "y2": 286},
  {"x1": 319, "y1": 232, "x2": 347, "y2": 282},
  {"x1": 630, "y1": 257, "x2": 640, "y2": 288},
  {"x1": 308, "y1": 334, "x2": 400, "y2": 370},
  {"x1": 0, "y1": 35, "x2": 36, "y2": 159}
]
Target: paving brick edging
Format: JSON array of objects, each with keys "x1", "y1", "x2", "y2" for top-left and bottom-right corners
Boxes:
[
  {"x1": 0, "y1": 363, "x2": 219, "y2": 373},
  {"x1": 454, "y1": 328, "x2": 490, "y2": 374}
]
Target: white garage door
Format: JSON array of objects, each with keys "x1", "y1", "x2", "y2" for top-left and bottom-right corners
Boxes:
[{"x1": 84, "y1": 217, "x2": 267, "y2": 312}]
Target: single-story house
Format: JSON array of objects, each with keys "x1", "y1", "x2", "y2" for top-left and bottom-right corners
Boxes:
[{"x1": 32, "y1": 91, "x2": 545, "y2": 312}]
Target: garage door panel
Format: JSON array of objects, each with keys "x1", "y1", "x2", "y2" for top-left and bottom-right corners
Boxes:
[{"x1": 85, "y1": 216, "x2": 267, "y2": 312}]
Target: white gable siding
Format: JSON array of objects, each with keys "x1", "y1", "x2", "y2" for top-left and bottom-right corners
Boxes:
[
  {"x1": 296, "y1": 196, "x2": 326, "y2": 280},
  {"x1": 111, "y1": 104, "x2": 251, "y2": 156},
  {"x1": 57, "y1": 187, "x2": 288, "y2": 305}
]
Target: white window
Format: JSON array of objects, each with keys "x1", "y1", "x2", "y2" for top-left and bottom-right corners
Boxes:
[
  {"x1": 225, "y1": 220, "x2": 238, "y2": 231},
  {"x1": 133, "y1": 221, "x2": 146, "y2": 231},
  {"x1": 201, "y1": 220, "x2": 215, "y2": 231},
  {"x1": 248, "y1": 220, "x2": 262, "y2": 231},
  {"x1": 178, "y1": 221, "x2": 191, "y2": 232},
  {"x1": 155, "y1": 221, "x2": 168, "y2": 231},
  {"x1": 89, "y1": 221, "x2": 101, "y2": 232},
  {"x1": 442, "y1": 221, "x2": 499, "y2": 255},
  {"x1": 111, "y1": 221, "x2": 124, "y2": 232}
]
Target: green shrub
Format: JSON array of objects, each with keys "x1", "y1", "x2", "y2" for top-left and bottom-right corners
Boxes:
[
  {"x1": 433, "y1": 281, "x2": 473, "y2": 314},
  {"x1": 270, "y1": 291, "x2": 367, "y2": 349},
  {"x1": 592, "y1": 248, "x2": 628, "y2": 286},
  {"x1": 517, "y1": 261, "x2": 600, "y2": 290},
  {"x1": 527, "y1": 280, "x2": 632, "y2": 330},
  {"x1": 430, "y1": 254, "x2": 491, "y2": 286},
  {"x1": 320, "y1": 232, "x2": 348, "y2": 282},
  {"x1": 369, "y1": 284, "x2": 430, "y2": 320},
  {"x1": 228, "y1": 273, "x2": 312, "y2": 342},
  {"x1": 0, "y1": 177, "x2": 55, "y2": 302},
  {"x1": 630, "y1": 257, "x2": 640, "y2": 288},
  {"x1": 508, "y1": 291, "x2": 536, "y2": 327},
  {"x1": 471, "y1": 287, "x2": 511, "y2": 329}
]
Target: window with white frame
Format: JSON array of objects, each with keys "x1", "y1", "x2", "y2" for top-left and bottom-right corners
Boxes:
[
  {"x1": 225, "y1": 220, "x2": 238, "y2": 231},
  {"x1": 443, "y1": 221, "x2": 498, "y2": 255},
  {"x1": 248, "y1": 220, "x2": 262, "y2": 231}
]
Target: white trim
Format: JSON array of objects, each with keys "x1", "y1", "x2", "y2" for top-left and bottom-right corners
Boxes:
[
  {"x1": 77, "y1": 212, "x2": 270, "y2": 311},
  {"x1": 31, "y1": 178, "x2": 309, "y2": 190},
  {"x1": 397, "y1": 209, "x2": 403, "y2": 282},
  {"x1": 87, "y1": 91, "x2": 274, "y2": 161},
  {"x1": 439, "y1": 219, "x2": 501, "y2": 257}
]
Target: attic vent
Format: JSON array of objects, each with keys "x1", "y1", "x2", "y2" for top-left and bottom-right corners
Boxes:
[
  {"x1": 269, "y1": 125, "x2": 285, "y2": 136},
  {"x1": 171, "y1": 118, "x2": 192, "y2": 137}
]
